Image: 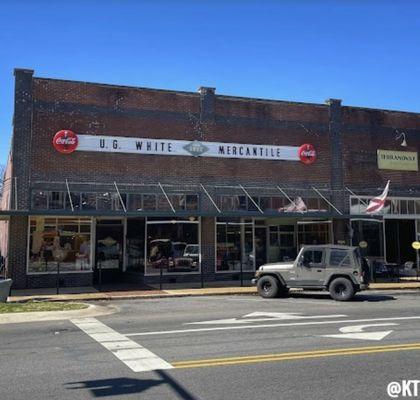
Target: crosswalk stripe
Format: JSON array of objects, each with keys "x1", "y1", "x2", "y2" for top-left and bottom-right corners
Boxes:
[{"x1": 71, "y1": 317, "x2": 173, "y2": 373}]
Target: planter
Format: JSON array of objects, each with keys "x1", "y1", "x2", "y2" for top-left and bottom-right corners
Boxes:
[{"x1": 0, "y1": 279, "x2": 12, "y2": 303}]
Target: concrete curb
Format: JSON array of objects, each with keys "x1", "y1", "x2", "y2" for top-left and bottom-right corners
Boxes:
[
  {"x1": 7, "y1": 284, "x2": 420, "y2": 303},
  {"x1": 0, "y1": 303, "x2": 117, "y2": 325}
]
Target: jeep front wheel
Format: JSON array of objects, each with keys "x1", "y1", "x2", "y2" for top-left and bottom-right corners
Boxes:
[
  {"x1": 329, "y1": 277, "x2": 355, "y2": 301},
  {"x1": 257, "y1": 276, "x2": 280, "y2": 298}
]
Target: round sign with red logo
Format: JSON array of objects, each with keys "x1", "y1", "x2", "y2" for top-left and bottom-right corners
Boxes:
[
  {"x1": 298, "y1": 143, "x2": 316, "y2": 165},
  {"x1": 52, "y1": 130, "x2": 78, "y2": 154}
]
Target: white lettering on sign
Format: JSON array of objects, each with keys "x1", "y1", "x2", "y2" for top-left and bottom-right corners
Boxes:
[{"x1": 71, "y1": 134, "x2": 312, "y2": 162}]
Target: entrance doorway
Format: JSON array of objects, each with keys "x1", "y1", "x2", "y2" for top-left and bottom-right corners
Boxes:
[
  {"x1": 94, "y1": 219, "x2": 124, "y2": 284},
  {"x1": 385, "y1": 219, "x2": 416, "y2": 264},
  {"x1": 254, "y1": 227, "x2": 267, "y2": 267},
  {"x1": 215, "y1": 219, "x2": 254, "y2": 272}
]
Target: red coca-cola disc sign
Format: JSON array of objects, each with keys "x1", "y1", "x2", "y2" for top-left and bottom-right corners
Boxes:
[
  {"x1": 52, "y1": 130, "x2": 78, "y2": 154},
  {"x1": 298, "y1": 143, "x2": 316, "y2": 164}
]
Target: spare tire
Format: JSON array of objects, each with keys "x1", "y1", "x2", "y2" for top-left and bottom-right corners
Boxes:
[
  {"x1": 329, "y1": 277, "x2": 355, "y2": 301},
  {"x1": 257, "y1": 275, "x2": 280, "y2": 298}
]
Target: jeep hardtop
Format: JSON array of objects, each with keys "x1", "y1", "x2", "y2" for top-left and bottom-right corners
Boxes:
[{"x1": 252, "y1": 245, "x2": 369, "y2": 301}]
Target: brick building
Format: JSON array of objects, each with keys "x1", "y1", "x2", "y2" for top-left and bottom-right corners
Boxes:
[{"x1": 1, "y1": 68, "x2": 420, "y2": 289}]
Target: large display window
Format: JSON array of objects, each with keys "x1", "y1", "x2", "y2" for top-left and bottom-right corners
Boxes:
[
  {"x1": 216, "y1": 218, "x2": 254, "y2": 272},
  {"x1": 28, "y1": 217, "x2": 92, "y2": 273},
  {"x1": 145, "y1": 217, "x2": 200, "y2": 275},
  {"x1": 268, "y1": 224, "x2": 296, "y2": 262},
  {"x1": 297, "y1": 221, "x2": 331, "y2": 247}
]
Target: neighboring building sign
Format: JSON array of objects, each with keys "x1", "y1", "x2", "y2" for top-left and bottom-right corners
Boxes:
[
  {"x1": 52, "y1": 131, "x2": 317, "y2": 164},
  {"x1": 377, "y1": 149, "x2": 418, "y2": 171}
]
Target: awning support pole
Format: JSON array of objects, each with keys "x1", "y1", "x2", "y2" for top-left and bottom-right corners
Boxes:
[
  {"x1": 311, "y1": 187, "x2": 343, "y2": 215},
  {"x1": 200, "y1": 184, "x2": 221, "y2": 213},
  {"x1": 345, "y1": 187, "x2": 369, "y2": 207},
  {"x1": 158, "y1": 182, "x2": 176, "y2": 213},
  {"x1": 239, "y1": 184, "x2": 264, "y2": 214},
  {"x1": 114, "y1": 181, "x2": 127, "y2": 212},
  {"x1": 276, "y1": 186, "x2": 302, "y2": 213},
  {"x1": 65, "y1": 179, "x2": 74, "y2": 212}
]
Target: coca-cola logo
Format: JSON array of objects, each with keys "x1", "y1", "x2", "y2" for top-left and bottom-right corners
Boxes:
[
  {"x1": 298, "y1": 143, "x2": 316, "y2": 164},
  {"x1": 52, "y1": 130, "x2": 78, "y2": 154}
]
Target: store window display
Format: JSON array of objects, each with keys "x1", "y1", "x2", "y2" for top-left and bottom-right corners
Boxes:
[{"x1": 28, "y1": 217, "x2": 92, "y2": 273}]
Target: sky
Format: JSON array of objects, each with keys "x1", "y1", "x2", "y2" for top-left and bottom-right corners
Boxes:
[{"x1": 0, "y1": 0, "x2": 420, "y2": 165}]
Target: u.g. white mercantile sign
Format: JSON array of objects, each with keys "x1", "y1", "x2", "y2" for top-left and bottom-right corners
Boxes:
[{"x1": 52, "y1": 130, "x2": 318, "y2": 164}]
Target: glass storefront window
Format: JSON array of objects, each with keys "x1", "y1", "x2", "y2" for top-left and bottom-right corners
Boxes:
[
  {"x1": 298, "y1": 222, "x2": 330, "y2": 248},
  {"x1": 216, "y1": 219, "x2": 254, "y2": 272},
  {"x1": 267, "y1": 225, "x2": 296, "y2": 262},
  {"x1": 28, "y1": 217, "x2": 92, "y2": 273},
  {"x1": 145, "y1": 217, "x2": 200, "y2": 275}
]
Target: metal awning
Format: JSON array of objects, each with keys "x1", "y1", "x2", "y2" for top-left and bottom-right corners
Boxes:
[{"x1": 7, "y1": 180, "x2": 351, "y2": 218}]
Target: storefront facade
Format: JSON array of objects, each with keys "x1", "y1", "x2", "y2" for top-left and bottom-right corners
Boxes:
[{"x1": 1, "y1": 69, "x2": 420, "y2": 289}]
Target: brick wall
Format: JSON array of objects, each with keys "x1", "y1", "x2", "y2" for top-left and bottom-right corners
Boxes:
[
  {"x1": 341, "y1": 106, "x2": 420, "y2": 191},
  {"x1": 30, "y1": 77, "x2": 332, "y2": 188},
  {"x1": 8, "y1": 216, "x2": 28, "y2": 288}
]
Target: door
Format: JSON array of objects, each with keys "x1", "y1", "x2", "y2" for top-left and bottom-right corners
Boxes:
[
  {"x1": 297, "y1": 247, "x2": 326, "y2": 286},
  {"x1": 95, "y1": 220, "x2": 124, "y2": 284},
  {"x1": 386, "y1": 219, "x2": 416, "y2": 264},
  {"x1": 254, "y1": 227, "x2": 267, "y2": 267}
]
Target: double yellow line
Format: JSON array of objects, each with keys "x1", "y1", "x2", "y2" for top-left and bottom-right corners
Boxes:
[{"x1": 173, "y1": 342, "x2": 420, "y2": 369}]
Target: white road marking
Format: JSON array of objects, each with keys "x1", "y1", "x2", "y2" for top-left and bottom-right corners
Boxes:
[
  {"x1": 125, "y1": 315, "x2": 420, "y2": 337},
  {"x1": 185, "y1": 312, "x2": 347, "y2": 325},
  {"x1": 71, "y1": 317, "x2": 173, "y2": 372},
  {"x1": 322, "y1": 323, "x2": 398, "y2": 341}
]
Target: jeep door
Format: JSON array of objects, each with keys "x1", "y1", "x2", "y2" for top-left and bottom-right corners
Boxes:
[{"x1": 297, "y1": 247, "x2": 326, "y2": 286}]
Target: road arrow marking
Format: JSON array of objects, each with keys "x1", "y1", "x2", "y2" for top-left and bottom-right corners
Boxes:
[
  {"x1": 185, "y1": 312, "x2": 347, "y2": 325},
  {"x1": 126, "y1": 316, "x2": 420, "y2": 337},
  {"x1": 323, "y1": 323, "x2": 398, "y2": 341}
]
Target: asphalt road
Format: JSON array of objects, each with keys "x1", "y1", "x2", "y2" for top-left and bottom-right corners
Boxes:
[{"x1": 1, "y1": 290, "x2": 420, "y2": 400}]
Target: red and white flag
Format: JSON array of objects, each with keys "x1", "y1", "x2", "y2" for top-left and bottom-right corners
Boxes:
[{"x1": 366, "y1": 181, "x2": 390, "y2": 214}]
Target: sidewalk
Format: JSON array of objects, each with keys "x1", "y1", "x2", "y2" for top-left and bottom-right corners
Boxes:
[{"x1": 7, "y1": 281, "x2": 420, "y2": 303}]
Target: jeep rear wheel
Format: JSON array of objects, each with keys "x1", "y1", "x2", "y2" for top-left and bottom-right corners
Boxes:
[
  {"x1": 257, "y1": 276, "x2": 280, "y2": 298},
  {"x1": 329, "y1": 277, "x2": 355, "y2": 301}
]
